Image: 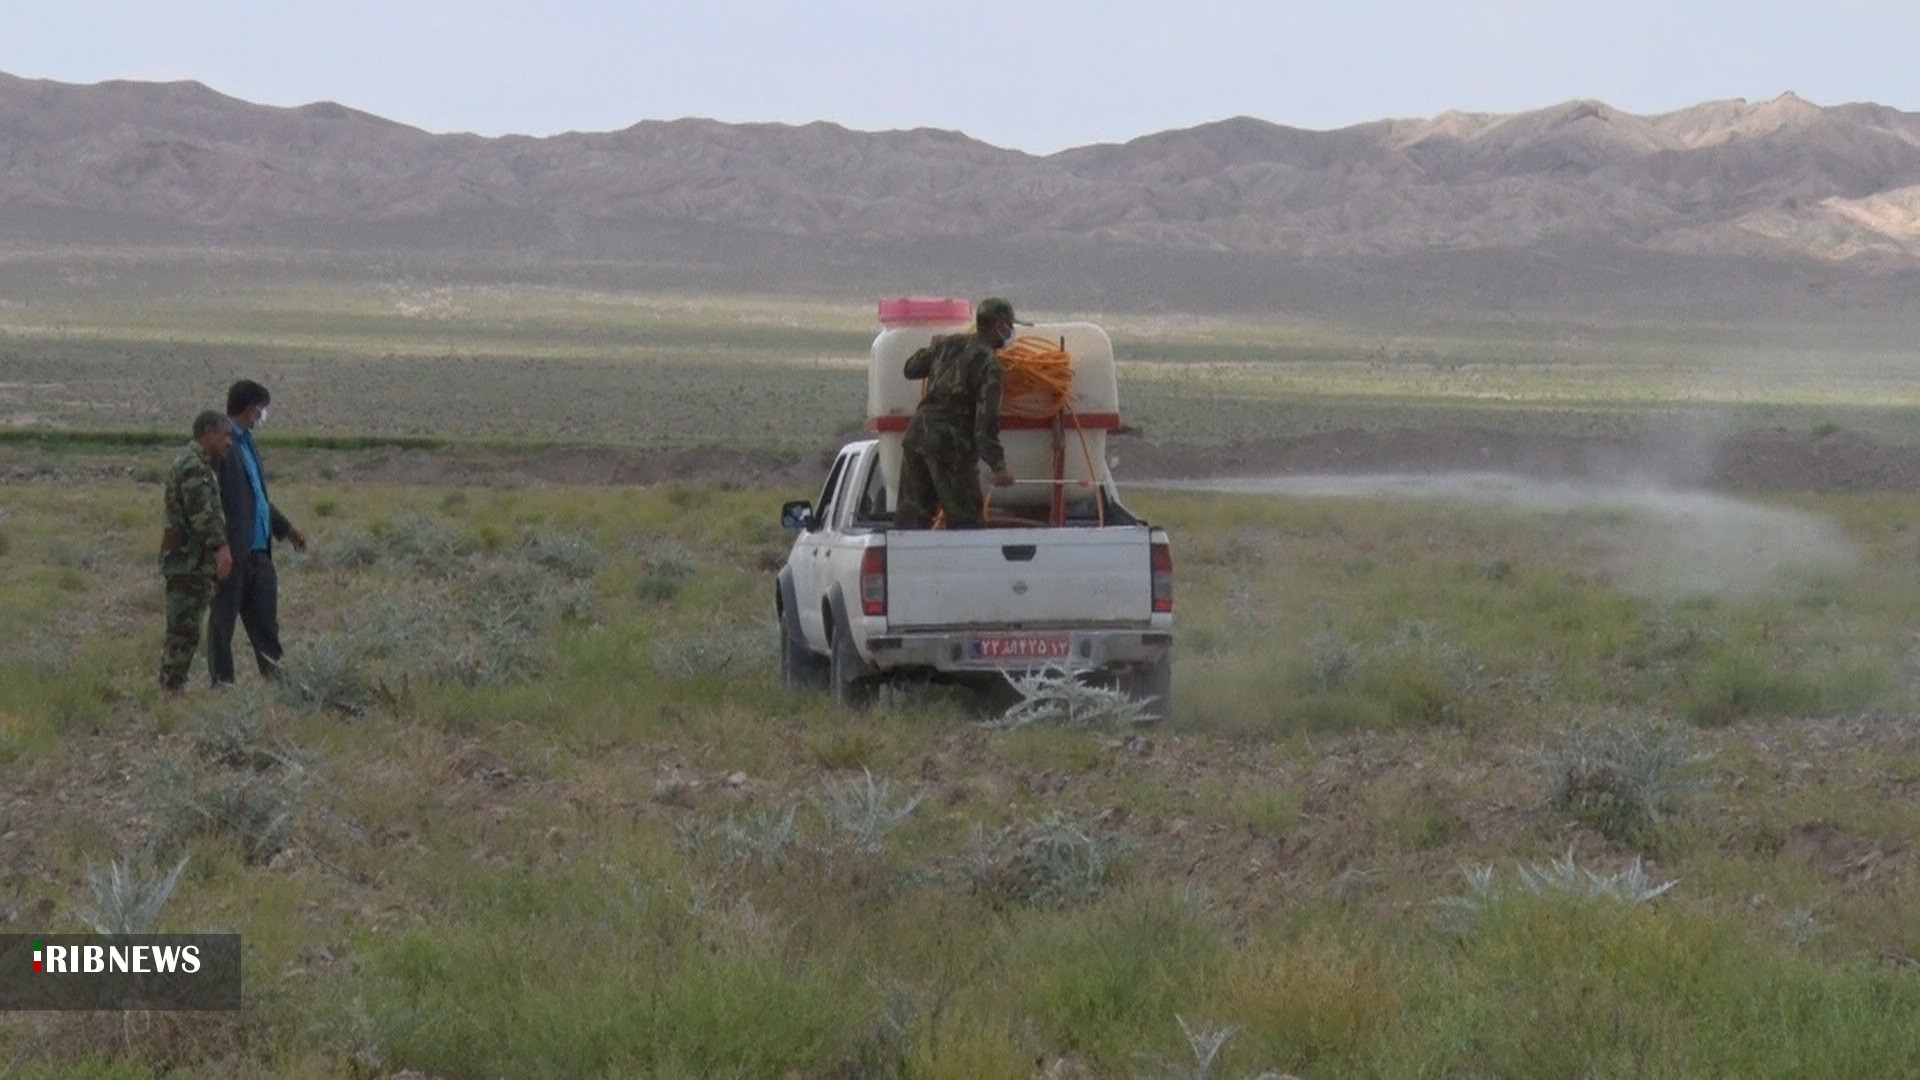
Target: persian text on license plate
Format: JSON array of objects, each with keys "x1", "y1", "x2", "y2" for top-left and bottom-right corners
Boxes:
[{"x1": 971, "y1": 635, "x2": 1072, "y2": 662}]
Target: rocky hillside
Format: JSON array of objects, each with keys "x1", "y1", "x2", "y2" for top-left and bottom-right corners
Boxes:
[{"x1": 4, "y1": 72, "x2": 1919, "y2": 266}]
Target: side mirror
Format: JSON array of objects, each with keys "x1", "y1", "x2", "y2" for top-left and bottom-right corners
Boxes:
[{"x1": 780, "y1": 500, "x2": 815, "y2": 532}]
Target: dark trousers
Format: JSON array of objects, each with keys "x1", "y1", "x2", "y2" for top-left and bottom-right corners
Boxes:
[
  {"x1": 896, "y1": 446, "x2": 985, "y2": 530},
  {"x1": 209, "y1": 551, "x2": 283, "y2": 683}
]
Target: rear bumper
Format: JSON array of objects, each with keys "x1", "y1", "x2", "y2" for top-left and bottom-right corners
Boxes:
[{"x1": 859, "y1": 626, "x2": 1171, "y2": 675}]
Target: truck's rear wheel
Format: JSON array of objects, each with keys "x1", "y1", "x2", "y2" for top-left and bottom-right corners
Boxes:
[
  {"x1": 779, "y1": 605, "x2": 828, "y2": 690},
  {"x1": 829, "y1": 612, "x2": 873, "y2": 710},
  {"x1": 1129, "y1": 652, "x2": 1173, "y2": 722}
]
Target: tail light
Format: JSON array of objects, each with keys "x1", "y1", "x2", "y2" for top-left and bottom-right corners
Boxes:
[
  {"x1": 1150, "y1": 540, "x2": 1173, "y2": 613},
  {"x1": 860, "y1": 547, "x2": 888, "y2": 617}
]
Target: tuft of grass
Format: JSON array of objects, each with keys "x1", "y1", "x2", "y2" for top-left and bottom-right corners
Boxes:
[
  {"x1": 635, "y1": 538, "x2": 698, "y2": 603},
  {"x1": 807, "y1": 728, "x2": 886, "y2": 771},
  {"x1": 1680, "y1": 649, "x2": 1883, "y2": 727},
  {"x1": 1218, "y1": 934, "x2": 1400, "y2": 1073}
]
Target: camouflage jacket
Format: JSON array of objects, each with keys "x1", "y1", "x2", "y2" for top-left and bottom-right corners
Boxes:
[
  {"x1": 902, "y1": 330, "x2": 1006, "y2": 470},
  {"x1": 160, "y1": 444, "x2": 227, "y2": 578}
]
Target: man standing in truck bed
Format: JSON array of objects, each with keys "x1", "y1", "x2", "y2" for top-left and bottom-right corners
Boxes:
[{"x1": 895, "y1": 296, "x2": 1020, "y2": 529}]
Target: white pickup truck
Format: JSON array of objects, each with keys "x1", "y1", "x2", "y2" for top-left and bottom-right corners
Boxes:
[
  {"x1": 774, "y1": 301, "x2": 1175, "y2": 715},
  {"x1": 773, "y1": 437, "x2": 1174, "y2": 715}
]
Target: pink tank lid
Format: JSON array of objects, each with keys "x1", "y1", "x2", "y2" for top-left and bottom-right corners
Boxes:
[{"x1": 877, "y1": 296, "x2": 973, "y2": 326}]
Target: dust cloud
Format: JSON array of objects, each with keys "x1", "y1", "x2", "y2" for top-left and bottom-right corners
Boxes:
[{"x1": 1160, "y1": 472, "x2": 1859, "y2": 598}]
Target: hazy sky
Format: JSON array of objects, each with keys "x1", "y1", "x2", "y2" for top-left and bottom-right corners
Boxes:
[{"x1": 5, "y1": 0, "x2": 1918, "y2": 153}]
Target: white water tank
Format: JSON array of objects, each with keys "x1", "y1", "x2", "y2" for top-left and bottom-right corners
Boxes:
[{"x1": 868, "y1": 297, "x2": 1121, "y2": 519}]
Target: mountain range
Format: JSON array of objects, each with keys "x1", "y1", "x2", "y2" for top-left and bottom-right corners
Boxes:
[{"x1": 5, "y1": 71, "x2": 1920, "y2": 315}]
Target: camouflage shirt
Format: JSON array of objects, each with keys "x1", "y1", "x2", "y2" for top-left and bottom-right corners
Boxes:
[
  {"x1": 902, "y1": 330, "x2": 1007, "y2": 470},
  {"x1": 160, "y1": 443, "x2": 227, "y2": 578}
]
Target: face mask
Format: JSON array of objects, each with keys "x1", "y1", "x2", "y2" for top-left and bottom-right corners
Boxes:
[
  {"x1": 1000, "y1": 326, "x2": 1019, "y2": 349},
  {"x1": 255, "y1": 406, "x2": 270, "y2": 428}
]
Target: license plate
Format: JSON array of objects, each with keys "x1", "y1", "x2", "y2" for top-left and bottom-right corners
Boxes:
[{"x1": 971, "y1": 634, "x2": 1072, "y2": 662}]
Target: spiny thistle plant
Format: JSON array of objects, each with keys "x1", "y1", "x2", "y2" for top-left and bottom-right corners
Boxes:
[
  {"x1": 274, "y1": 634, "x2": 375, "y2": 716},
  {"x1": 678, "y1": 806, "x2": 800, "y2": 869},
  {"x1": 514, "y1": 525, "x2": 601, "y2": 581},
  {"x1": 989, "y1": 664, "x2": 1156, "y2": 730},
  {"x1": 1303, "y1": 628, "x2": 1360, "y2": 693},
  {"x1": 816, "y1": 769, "x2": 922, "y2": 855},
  {"x1": 1136, "y1": 1014, "x2": 1289, "y2": 1080},
  {"x1": 1434, "y1": 849, "x2": 1677, "y2": 936},
  {"x1": 1539, "y1": 717, "x2": 1713, "y2": 848},
  {"x1": 963, "y1": 812, "x2": 1134, "y2": 908},
  {"x1": 378, "y1": 514, "x2": 472, "y2": 574},
  {"x1": 72, "y1": 854, "x2": 189, "y2": 935},
  {"x1": 1514, "y1": 848, "x2": 1679, "y2": 903},
  {"x1": 143, "y1": 745, "x2": 314, "y2": 865}
]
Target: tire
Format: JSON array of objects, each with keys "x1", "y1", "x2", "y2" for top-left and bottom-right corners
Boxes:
[
  {"x1": 829, "y1": 608, "x2": 874, "y2": 711},
  {"x1": 779, "y1": 605, "x2": 828, "y2": 690},
  {"x1": 1128, "y1": 651, "x2": 1173, "y2": 722}
]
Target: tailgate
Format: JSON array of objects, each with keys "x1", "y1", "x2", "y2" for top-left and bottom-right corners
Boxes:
[{"x1": 884, "y1": 527, "x2": 1152, "y2": 630}]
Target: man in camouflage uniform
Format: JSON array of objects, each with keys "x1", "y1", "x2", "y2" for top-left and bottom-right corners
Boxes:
[
  {"x1": 895, "y1": 296, "x2": 1021, "y2": 529},
  {"x1": 159, "y1": 411, "x2": 235, "y2": 692}
]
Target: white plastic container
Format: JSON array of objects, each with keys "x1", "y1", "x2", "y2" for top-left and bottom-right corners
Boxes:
[{"x1": 868, "y1": 297, "x2": 1120, "y2": 521}]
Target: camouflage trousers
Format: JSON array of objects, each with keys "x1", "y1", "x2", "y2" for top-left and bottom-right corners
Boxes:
[
  {"x1": 159, "y1": 574, "x2": 214, "y2": 689},
  {"x1": 896, "y1": 444, "x2": 985, "y2": 530}
]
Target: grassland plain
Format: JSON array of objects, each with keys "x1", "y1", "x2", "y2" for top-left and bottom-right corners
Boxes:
[
  {"x1": 2, "y1": 468, "x2": 1919, "y2": 1077},
  {"x1": 9, "y1": 263, "x2": 1920, "y2": 452}
]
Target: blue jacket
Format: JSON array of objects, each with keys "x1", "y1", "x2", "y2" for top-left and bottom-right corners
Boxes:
[{"x1": 216, "y1": 426, "x2": 295, "y2": 556}]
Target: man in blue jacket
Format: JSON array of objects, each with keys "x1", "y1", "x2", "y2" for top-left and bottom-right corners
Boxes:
[{"x1": 210, "y1": 379, "x2": 307, "y2": 685}]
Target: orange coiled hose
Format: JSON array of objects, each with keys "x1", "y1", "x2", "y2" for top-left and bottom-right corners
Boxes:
[
  {"x1": 997, "y1": 336, "x2": 1078, "y2": 420},
  {"x1": 986, "y1": 336, "x2": 1105, "y2": 527}
]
